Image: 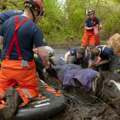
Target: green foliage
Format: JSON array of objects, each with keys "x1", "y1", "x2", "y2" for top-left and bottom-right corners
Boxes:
[
  {"x1": 102, "y1": 11, "x2": 120, "y2": 39},
  {"x1": 0, "y1": 0, "x2": 24, "y2": 11},
  {"x1": 1, "y1": 0, "x2": 120, "y2": 43},
  {"x1": 37, "y1": 0, "x2": 63, "y2": 41}
]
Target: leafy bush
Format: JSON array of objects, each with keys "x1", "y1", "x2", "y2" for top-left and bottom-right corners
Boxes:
[{"x1": 1, "y1": 0, "x2": 120, "y2": 44}]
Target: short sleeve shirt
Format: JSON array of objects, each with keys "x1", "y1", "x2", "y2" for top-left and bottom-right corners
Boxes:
[
  {"x1": 70, "y1": 47, "x2": 80, "y2": 57},
  {"x1": 0, "y1": 15, "x2": 44, "y2": 61},
  {"x1": 84, "y1": 17, "x2": 100, "y2": 27},
  {"x1": 70, "y1": 47, "x2": 87, "y2": 62},
  {"x1": 0, "y1": 10, "x2": 23, "y2": 22},
  {"x1": 90, "y1": 46, "x2": 114, "y2": 61}
]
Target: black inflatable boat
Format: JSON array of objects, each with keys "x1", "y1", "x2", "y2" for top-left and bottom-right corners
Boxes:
[{"x1": 0, "y1": 80, "x2": 66, "y2": 120}]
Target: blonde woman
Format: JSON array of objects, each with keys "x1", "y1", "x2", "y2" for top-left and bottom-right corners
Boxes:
[
  {"x1": 108, "y1": 33, "x2": 120, "y2": 56},
  {"x1": 108, "y1": 33, "x2": 120, "y2": 73}
]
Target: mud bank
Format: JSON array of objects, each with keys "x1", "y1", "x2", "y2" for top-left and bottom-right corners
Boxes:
[
  {"x1": 44, "y1": 72, "x2": 119, "y2": 120},
  {"x1": 45, "y1": 49, "x2": 120, "y2": 120}
]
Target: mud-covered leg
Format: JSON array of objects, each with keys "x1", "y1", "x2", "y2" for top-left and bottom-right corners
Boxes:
[{"x1": 4, "y1": 87, "x2": 22, "y2": 119}]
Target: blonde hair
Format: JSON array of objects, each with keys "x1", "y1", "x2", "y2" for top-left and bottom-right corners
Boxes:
[{"x1": 107, "y1": 33, "x2": 120, "y2": 53}]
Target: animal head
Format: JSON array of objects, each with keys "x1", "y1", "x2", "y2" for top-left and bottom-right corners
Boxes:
[{"x1": 99, "y1": 69, "x2": 120, "y2": 115}]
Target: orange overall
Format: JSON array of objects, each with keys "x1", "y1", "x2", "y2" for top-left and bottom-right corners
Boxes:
[
  {"x1": 0, "y1": 15, "x2": 39, "y2": 107},
  {"x1": 81, "y1": 17, "x2": 97, "y2": 50},
  {"x1": 81, "y1": 30, "x2": 96, "y2": 47}
]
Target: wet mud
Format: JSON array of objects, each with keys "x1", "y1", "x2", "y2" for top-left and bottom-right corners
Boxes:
[
  {"x1": 45, "y1": 49, "x2": 120, "y2": 120},
  {"x1": 44, "y1": 72, "x2": 119, "y2": 120}
]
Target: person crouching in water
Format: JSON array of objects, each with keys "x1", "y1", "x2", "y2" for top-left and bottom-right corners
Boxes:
[
  {"x1": 88, "y1": 45, "x2": 114, "y2": 71},
  {"x1": 64, "y1": 47, "x2": 89, "y2": 68}
]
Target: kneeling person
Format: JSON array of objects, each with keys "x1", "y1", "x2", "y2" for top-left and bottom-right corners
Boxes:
[
  {"x1": 64, "y1": 47, "x2": 89, "y2": 68},
  {"x1": 0, "y1": 0, "x2": 49, "y2": 119}
]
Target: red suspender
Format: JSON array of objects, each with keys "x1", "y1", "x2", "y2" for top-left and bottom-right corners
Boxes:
[
  {"x1": 88, "y1": 17, "x2": 96, "y2": 26},
  {"x1": 94, "y1": 17, "x2": 96, "y2": 26},
  {"x1": 6, "y1": 15, "x2": 29, "y2": 60},
  {"x1": 88, "y1": 17, "x2": 90, "y2": 26}
]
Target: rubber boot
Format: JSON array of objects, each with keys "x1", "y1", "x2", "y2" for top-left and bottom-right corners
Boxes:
[
  {"x1": 90, "y1": 45, "x2": 95, "y2": 51},
  {"x1": 4, "y1": 87, "x2": 22, "y2": 119},
  {"x1": 83, "y1": 45, "x2": 87, "y2": 50}
]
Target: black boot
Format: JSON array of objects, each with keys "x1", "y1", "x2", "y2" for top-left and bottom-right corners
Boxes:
[{"x1": 4, "y1": 87, "x2": 22, "y2": 119}]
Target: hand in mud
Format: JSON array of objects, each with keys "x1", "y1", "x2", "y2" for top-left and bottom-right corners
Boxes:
[
  {"x1": 92, "y1": 63, "x2": 99, "y2": 68},
  {"x1": 67, "y1": 61, "x2": 71, "y2": 63},
  {"x1": 65, "y1": 61, "x2": 70, "y2": 63},
  {"x1": 43, "y1": 61, "x2": 50, "y2": 69}
]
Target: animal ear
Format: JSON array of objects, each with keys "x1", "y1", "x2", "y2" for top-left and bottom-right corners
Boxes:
[
  {"x1": 99, "y1": 68, "x2": 107, "y2": 79},
  {"x1": 108, "y1": 80, "x2": 113, "y2": 86}
]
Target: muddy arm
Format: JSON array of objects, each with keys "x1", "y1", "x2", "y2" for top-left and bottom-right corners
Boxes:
[
  {"x1": 99, "y1": 59, "x2": 111, "y2": 65},
  {"x1": 88, "y1": 59, "x2": 94, "y2": 68},
  {"x1": 37, "y1": 46, "x2": 50, "y2": 69}
]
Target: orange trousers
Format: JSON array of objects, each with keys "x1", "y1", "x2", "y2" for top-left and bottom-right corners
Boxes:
[
  {"x1": 0, "y1": 59, "x2": 39, "y2": 107},
  {"x1": 81, "y1": 30, "x2": 96, "y2": 48}
]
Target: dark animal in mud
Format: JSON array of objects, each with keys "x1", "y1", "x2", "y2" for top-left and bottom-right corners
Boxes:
[
  {"x1": 34, "y1": 50, "x2": 120, "y2": 117},
  {"x1": 96, "y1": 70, "x2": 120, "y2": 116},
  {"x1": 44, "y1": 66, "x2": 120, "y2": 116},
  {"x1": 41, "y1": 55, "x2": 120, "y2": 116},
  {"x1": 93, "y1": 55, "x2": 120, "y2": 74}
]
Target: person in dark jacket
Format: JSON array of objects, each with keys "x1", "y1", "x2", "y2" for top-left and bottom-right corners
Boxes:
[
  {"x1": 89, "y1": 45, "x2": 114, "y2": 70},
  {"x1": 0, "y1": 0, "x2": 49, "y2": 119},
  {"x1": 64, "y1": 47, "x2": 89, "y2": 68}
]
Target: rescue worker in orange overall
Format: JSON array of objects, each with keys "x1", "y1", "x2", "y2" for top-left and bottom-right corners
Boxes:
[
  {"x1": 0, "y1": 0, "x2": 49, "y2": 119},
  {"x1": 81, "y1": 8, "x2": 102, "y2": 51}
]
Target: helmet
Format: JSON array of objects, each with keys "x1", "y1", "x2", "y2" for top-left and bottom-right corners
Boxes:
[
  {"x1": 24, "y1": 0, "x2": 43, "y2": 16},
  {"x1": 45, "y1": 46, "x2": 54, "y2": 57},
  {"x1": 88, "y1": 8, "x2": 95, "y2": 16}
]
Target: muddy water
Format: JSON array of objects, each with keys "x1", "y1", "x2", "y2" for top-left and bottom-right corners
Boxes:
[
  {"x1": 54, "y1": 49, "x2": 68, "y2": 58},
  {"x1": 54, "y1": 48, "x2": 76, "y2": 61},
  {"x1": 46, "y1": 49, "x2": 120, "y2": 120}
]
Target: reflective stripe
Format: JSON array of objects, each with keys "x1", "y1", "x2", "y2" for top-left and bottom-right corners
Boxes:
[
  {"x1": 34, "y1": 103, "x2": 50, "y2": 108},
  {"x1": 83, "y1": 50, "x2": 88, "y2": 60},
  {"x1": 21, "y1": 89, "x2": 32, "y2": 98},
  {"x1": 19, "y1": 102, "x2": 25, "y2": 107},
  {"x1": 96, "y1": 45, "x2": 106, "y2": 52},
  {"x1": 21, "y1": 89, "x2": 28, "y2": 98},
  {"x1": 96, "y1": 45, "x2": 100, "y2": 48},
  {"x1": 102, "y1": 45, "x2": 106, "y2": 51},
  {"x1": 0, "y1": 93, "x2": 4, "y2": 99}
]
